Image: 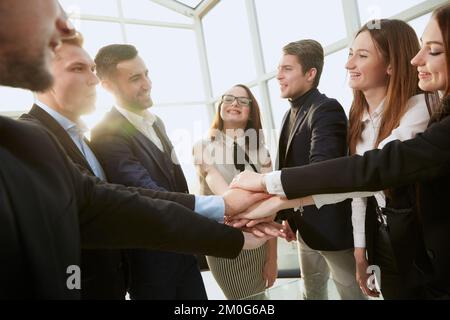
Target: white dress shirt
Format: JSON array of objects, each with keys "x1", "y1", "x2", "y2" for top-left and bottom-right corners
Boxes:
[
  {"x1": 265, "y1": 94, "x2": 431, "y2": 247},
  {"x1": 115, "y1": 105, "x2": 165, "y2": 152}
]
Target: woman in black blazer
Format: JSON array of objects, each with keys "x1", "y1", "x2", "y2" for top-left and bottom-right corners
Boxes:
[{"x1": 230, "y1": 4, "x2": 450, "y2": 299}]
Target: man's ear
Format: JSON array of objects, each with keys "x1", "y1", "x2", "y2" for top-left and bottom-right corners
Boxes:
[
  {"x1": 307, "y1": 68, "x2": 318, "y2": 84},
  {"x1": 101, "y1": 79, "x2": 113, "y2": 92}
]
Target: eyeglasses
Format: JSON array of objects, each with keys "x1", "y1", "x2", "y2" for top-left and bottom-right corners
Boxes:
[{"x1": 221, "y1": 94, "x2": 252, "y2": 107}]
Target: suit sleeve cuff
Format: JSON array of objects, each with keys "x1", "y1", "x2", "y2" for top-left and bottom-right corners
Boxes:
[
  {"x1": 194, "y1": 195, "x2": 224, "y2": 223},
  {"x1": 265, "y1": 171, "x2": 286, "y2": 197}
]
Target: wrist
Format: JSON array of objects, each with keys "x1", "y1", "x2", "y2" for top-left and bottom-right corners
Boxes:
[{"x1": 354, "y1": 247, "x2": 367, "y2": 262}]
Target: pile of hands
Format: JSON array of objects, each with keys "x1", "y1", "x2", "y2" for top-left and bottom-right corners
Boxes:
[{"x1": 223, "y1": 171, "x2": 297, "y2": 249}]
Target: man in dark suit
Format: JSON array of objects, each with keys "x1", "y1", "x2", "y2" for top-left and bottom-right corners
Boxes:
[
  {"x1": 0, "y1": 0, "x2": 273, "y2": 299},
  {"x1": 90, "y1": 44, "x2": 210, "y2": 299},
  {"x1": 275, "y1": 40, "x2": 364, "y2": 299}
]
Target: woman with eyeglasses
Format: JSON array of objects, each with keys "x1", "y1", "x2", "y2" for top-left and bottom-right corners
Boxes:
[
  {"x1": 193, "y1": 84, "x2": 277, "y2": 299},
  {"x1": 230, "y1": 3, "x2": 450, "y2": 299}
]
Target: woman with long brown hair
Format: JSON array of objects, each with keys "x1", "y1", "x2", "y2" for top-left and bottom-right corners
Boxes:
[{"x1": 193, "y1": 84, "x2": 277, "y2": 299}]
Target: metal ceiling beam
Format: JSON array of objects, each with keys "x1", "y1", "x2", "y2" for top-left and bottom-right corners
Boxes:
[
  {"x1": 392, "y1": 0, "x2": 448, "y2": 21},
  {"x1": 150, "y1": 0, "x2": 195, "y2": 17},
  {"x1": 70, "y1": 14, "x2": 194, "y2": 29},
  {"x1": 195, "y1": 0, "x2": 220, "y2": 19}
]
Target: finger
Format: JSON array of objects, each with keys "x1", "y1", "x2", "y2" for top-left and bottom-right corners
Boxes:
[
  {"x1": 229, "y1": 176, "x2": 241, "y2": 189},
  {"x1": 246, "y1": 217, "x2": 272, "y2": 228},
  {"x1": 251, "y1": 228, "x2": 266, "y2": 238},
  {"x1": 231, "y1": 220, "x2": 250, "y2": 228}
]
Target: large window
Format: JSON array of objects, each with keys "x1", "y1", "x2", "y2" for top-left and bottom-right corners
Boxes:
[
  {"x1": 0, "y1": 0, "x2": 441, "y2": 190},
  {"x1": 125, "y1": 25, "x2": 204, "y2": 103},
  {"x1": 255, "y1": 0, "x2": 347, "y2": 73},
  {"x1": 202, "y1": 0, "x2": 256, "y2": 96},
  {"x1": 358, "y1": 0, "x2": 426, "y2": 23}
]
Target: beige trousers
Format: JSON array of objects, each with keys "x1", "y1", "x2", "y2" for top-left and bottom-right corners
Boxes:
[{"x1": 297, "y1": 233, "x2": 366, "y2": 300}]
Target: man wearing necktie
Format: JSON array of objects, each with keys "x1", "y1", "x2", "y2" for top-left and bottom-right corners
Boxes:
[{"x1": 90, "y1": 44, "x2": 207, "y2": 300}]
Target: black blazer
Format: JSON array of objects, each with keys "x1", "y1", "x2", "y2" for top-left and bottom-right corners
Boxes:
[
  {"x1": 91, "y1": 107, "x2": 188, "y2": 193},
  {"x1": 0, "y1": 115, "x2": 243, "y2": 299},
  {"x1": 277, "y1": 89, "x2": 353, "y2": 251},
  {"x1": 280, "y1": 111, "x2": 450, "y2": 296}
]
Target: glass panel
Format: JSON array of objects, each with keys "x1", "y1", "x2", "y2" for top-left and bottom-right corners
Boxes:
[
  {"x1": 122, "y1": 0, "x2": 193, "y2": 24},
  {"x1": 255, "y1": 0, "x2": 347, "y2": 73},
  {"x1": 319, "y1": 49, "x2": 353, "y2": 116},
  {"x1": 176, "y1": 0, "x2": 204, "y2": 9},
  {"x1": 358, "y1": 0, "x2": 426, "y2": 24},
  {"x1": 0, "y1": 87, "x2": 34, "y2": 113},
  {"x1": 152, "y1": 104, "x2": 210, "y2": 193},
  {"x1": 70, "y1": 20, "x2": 124, "y2": 58},
  {"x1": 203, "y1": 0, "x2": 256, "y2": 96},
  {"x1": 60, "y1": 0, "x2": 119, "y2": 17},
  {"x1": 125, "y1": 25, "x2": 204, "y2": 103}
]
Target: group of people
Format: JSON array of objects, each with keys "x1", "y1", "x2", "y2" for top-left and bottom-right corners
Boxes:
[
  {"x1": 228, "y1": 4, "x2": 450, "y2": 300},
  {"x1": 0, "y1": 0, "x2": 280, "y2": 300},
  {"x1": 0, "y1": 0, "x2": 449, "y2": 301}
]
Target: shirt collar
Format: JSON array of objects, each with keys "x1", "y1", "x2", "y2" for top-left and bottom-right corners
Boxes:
[
  {"x1": 361, "y1": 98, "x2": 386, "y2": 122},
  {"x1": 115, "y1": 104, "x2": 156, "y2": 127},
  {"x1": 35, "y1": 99, "x2": 87, "y2": 133}
]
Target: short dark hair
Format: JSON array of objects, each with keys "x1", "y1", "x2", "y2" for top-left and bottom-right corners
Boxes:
[
  {"x1": 95, "y1": 44, "x2": 138, "y2": 79},
  {"x1": 283, "y1": 39, "x2": 324, "y2": 88}
]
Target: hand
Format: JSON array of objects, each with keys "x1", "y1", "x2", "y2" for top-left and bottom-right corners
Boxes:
[
  {"x1": 263, "y1": 259, "x2": 278, "y2": 288},
  {"x1": 242, "y1": 231, "x2": 272, "y2": 250},
  {"x1": 223, "y1": 188, "x2": 271, "y2": 217},
  {"x1": 234, "y1": 196, "x2": 285, "y2": 221},
  {"x1": 227, "y1": 215, "x2": 275, "y2": 229},
  {"x1": 354, "y1": 248, "x2": 380, "y2": 298},
  {"x1": 283, "y1": 220, "x2": 297, "y2": 242},
  {"x1": 230, "y1": 171, "x2": 267, "y2": 193}
]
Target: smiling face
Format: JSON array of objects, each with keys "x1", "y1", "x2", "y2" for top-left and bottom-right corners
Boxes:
[
  {"x1": 40, "y1": 43, "x2": 99, "y2": 121},
  {"x1": 346, "y1": 30, "x2": 390, "y2": 93},
  {"x1": 277, "y1": 54, "x2": 312, "y2": 100},
  {"x1": 411, "y1": 17, "x2": 447, "y2": 94},
  {"x1": 106, "y1": 56, "x2": 153, "y2": 112},
  {"x1": 219, "y1": 86, "x2": 252, "y2": 129}
]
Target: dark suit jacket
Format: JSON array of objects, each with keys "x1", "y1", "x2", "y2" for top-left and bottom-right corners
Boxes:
[
  {"x1": 280, "y1": 110, "x2": 450, "y2": 296},
  {"x1": 277, "y1": 89, "x2": 353, "y2": 251},
  {"x1": 90, "y1": 107, "x2": 207, "y2": 294},
  {"x1": 0, "y1": 115, "x2": 243, "y2": 299},
  {"x1": 20, "y1": 105, "x2": 128, "y2": 300}
]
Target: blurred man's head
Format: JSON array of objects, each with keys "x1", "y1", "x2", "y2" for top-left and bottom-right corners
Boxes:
[
  {"x1": 95, "y1": 44, "x2": 153, "y2": 113},
  {"x1": 38, "y1": 33, "x2": 99, "y2": 121},
  {"x1": 0, "y1": 0, "x2": 75, "y2": 91}
]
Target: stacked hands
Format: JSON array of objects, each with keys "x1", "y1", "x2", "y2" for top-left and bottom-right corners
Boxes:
[{"x1": 223, "y1": 171, "x2": 308, "y2": 248}]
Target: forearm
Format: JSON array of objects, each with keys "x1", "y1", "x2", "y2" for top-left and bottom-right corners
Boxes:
[{"x1": 266, "y1": 237, "x2": 278, "y2": 262}]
